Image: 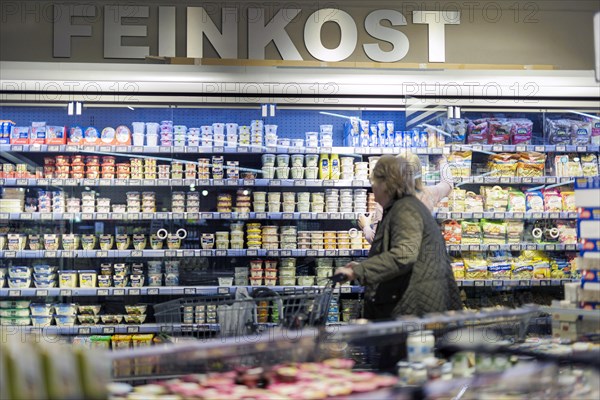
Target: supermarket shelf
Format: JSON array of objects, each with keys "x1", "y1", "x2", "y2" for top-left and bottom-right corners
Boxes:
[
  {"x1": 0, "y1": 249, "x2": 370, "y2": 258},
  {"x1": 450, "y1": 144, "x2": 600, "y2": 153},
  {"x1": 0, "y1": 178, "x2": 371, "y2": 188},
  {"x1": 0, "y1": 323, "x2": 220, "y2": 336},
  {"x1": 0, "y1": 245, "x2": 577, "y2": 259},
  {"x1": 434, "y1": 211, "x2": 578, "y2": 220},
  {"x1": 0, "y1": 285, "x2": 363, "y2": 297},
  {"x1": 457, "y1": 279, "x2": 578, "y2": 288},
  {"x1": 0, "y1": 211, "x2": 364, "y2": 222},
  {"x1": 542, "y1": 306, "x2": 600, "y2": 320},
  {"x1": 1, "y1": 210, "x2": 579, "y2": 222},
  {"x1": 3, "y1": 143, "x2": 599, "y2": 155},
  {"x1": 0, "y1": 176, "x2": 584, "y2": 188},
  {"x1": 446, "y1": 243, "x2": 579, "y2": 252}
]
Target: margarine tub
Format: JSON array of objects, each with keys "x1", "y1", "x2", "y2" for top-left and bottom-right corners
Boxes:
[
  {"x1": 62, "y1": 234, "x2": 80, "y2": 250},
  {"x1": 79, "y1": 270, "x2": 97, "y2": 288},
  {"x1": 81, "y1": 234, "x2": 97, "y2": 250},
  {"x1": 43, "y1": 234, "x2": 60, "y2": 251},
  {"x1": 99, "y1": 234, "x2": 114, "y2": 250},
  {"x1": 0, "y1": 308, "x2": 30, "y2": 318},
  {"x1": 8, "y1": 234, "x2": 26, "y2": 251},
  {"x1": 59, "y1": 271, "x2": 78, "y2": 288},
  {"x1": 132, "y1": 234, "x2": 146, "y2": 250},
  {"x1": 28, "y1": 234, "x2": 43, "y2": 250},
  {"x1": 115, "y1": 234, "x2": 131, "y2": 250},
  {"x1": 150, "y1": 234, "x2": 164, "y2": 250}
]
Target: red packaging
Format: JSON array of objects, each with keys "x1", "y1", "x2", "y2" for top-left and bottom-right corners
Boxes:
[
  {"x1": 72, "y1": 172, "x2": 85, "y2": 179},
  {"x1": 102, "y1": 156, "x2": 116, "y2": 165},
  {"x1": 511, "y1": 119, "x2": 533, "y2": 145},
  {"x1": 467, "y1": 119, "x2": 488, "y2": 144},
  {"x1": 488, "y1": 120, "x2": 512, "y2": 144}
]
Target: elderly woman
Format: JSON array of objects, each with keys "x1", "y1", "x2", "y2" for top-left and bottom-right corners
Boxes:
[
  {"x1": 359, "y1": 153, "x2": 453, "y2": 244},
  {"x1": 335, "y1": 154, "x2": 462, "y2": 320}
]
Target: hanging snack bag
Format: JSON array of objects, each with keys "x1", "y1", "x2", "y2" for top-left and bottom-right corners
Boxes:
[
  {"x1": 526, "y1": 191, "x2": 544, "y2": 212},
  {"x1": 448, "y1": 189, "x2": 467, "y2": 212},
  {"x1": 488, "y1": 119, "x2": 512, "y2": 145},
  {"x1": 557, "y1": 220, "x2": 577, "y2": 244},
  {"x1": 511, "y1": 118, "x2": 533, "y2": 145},
  {"x1": 451, "y1": 258, "x2": 465, "y2": 280},
  {"x1": 511, "y1": 261, "x2": 534, "y2": 279},
  {"x1": 467, "y1": 118, "x2": 488, "y2": 144},
  {"x1": 590, "y1": 118, "x2": 600, "y2": 145},
  {"x1": 488, "y1": 262, "x2": 512, "y2": 279},
  {"x1": 532, "y1": 260, "x2": 551, "y2": 279},
  {"x1": 507, "y1": 220, "x2": 524, "y2": 243}
]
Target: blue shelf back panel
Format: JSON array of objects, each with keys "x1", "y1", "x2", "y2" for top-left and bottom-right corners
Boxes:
[{"x1": 1, "y1": 106, "x2": 406, "y2": 147}]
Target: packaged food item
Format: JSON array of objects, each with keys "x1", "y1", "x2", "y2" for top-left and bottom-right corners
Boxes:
[
  {"x1": 511, "y1": 262, "x2": 534, "y2": 279},
  {"x1": 581, "y1": 154, "x2": 599, "y2": 177},
  {"x1": 463, "y1": 253, "x2": 489, "y2": 279},
  {"x1": 460, "y1": 221, "x2": 482, "y2": 244},
  {"x1": 532, "y1": 260, "x2": 550, "y2": 279},
  {"x1": 554, "y1": 154, "x2": 583, "y2": 177},
  {"x1": 466, "y1": 119, "x2": 488, "y2": 143},
  {"x1": 451, "y1": 259, "x2": 465, "y2": 280},
  {"x1": 79, "y1": 271, "x2": 97, "y2": 288},
  {"x1": 488, "y1": 262, "x2": 511, "y2": 279},
  {"x1": 448, "y1": 151, "x2": 472, "y2": 177},
  {"x1": 448, "y1": 189, "x2": 466, "y2": 212},
  {"x1": 545, "y1": 119, "x2": 572, "y2": 145},
  {"x1": 561, "y1": 191, "x2": 576, "y2": 212},
  {"x1": 557, "y1": 220, "x2": 577, "y2": 244},
  {"x1": 516, "y1": 152, "x2": 546, "y2": 177},
  {"x1": 488, "y1": 119, "x2": 512, "y2": 144},
  {"x1": 442, "y1": 220, "x2": 462, "y2": 245},
  {"x1": 510, "y1": 118, "x2": 533, "y2": 144},
  {"x1": 526, "y1": 191, "x2": 544, "y2": 212},
  {"x1": 507, "y1": 190, "x2": 526, "y2": 212},
  {"x1": 464, "y1": 192, "x2": 484, "y2": 212},
  {"x1": 570, "y1": 120, "x2": 592, "y2": 145},
  {"x1": 550, "y1": 258, "x2": 572, "y2": 279},
  {"x1": 59, "y1": 271, "x2": 78, "y2": 288},
  {"x1": 543, "y1": 189, "x2": 562, "y2": 212},
  {"x1": 488, "y1": 153, "x2": 518, "y2": 177},
  {"x1": 443, "y1": 119, "x2": 467, "y2": 143},
  {"x1": 483, "y1": 186, "x2": 509, "y2": 212},
  {"x1": 83, "y1": 126, "x2": 99, "y2": 145},
  {"x1": 480, "y1": 220, "x2": 507, "y2": 244},
  {"x1": 506, "y1": 221, "x2": 524, "y2": 243}
]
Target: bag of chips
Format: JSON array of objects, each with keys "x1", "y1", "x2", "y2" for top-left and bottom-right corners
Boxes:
[
  {"x1": 516, "y1": 152, "x2": 546, "y2": 177},
  {"x1": 507, "y1": 189, "x2": 526, "y2": 212},
  {"x1": 467, "y1": 119, "x2": 488, "y2": 144},
  {"x1": 526, "y1": 191, "x2": 544, "y2": 212}
]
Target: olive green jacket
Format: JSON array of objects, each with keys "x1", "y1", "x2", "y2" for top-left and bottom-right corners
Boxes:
[{"x1": 353, "y1": 195, "x2": 462, "y2": 318}]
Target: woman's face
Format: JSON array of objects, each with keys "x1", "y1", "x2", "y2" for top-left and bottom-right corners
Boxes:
[{"x1": 371, "y1": 178, "x2": 391, "y2": 207}]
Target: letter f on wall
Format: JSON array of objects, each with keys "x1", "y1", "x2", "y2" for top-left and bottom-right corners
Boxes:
[{"x1": 53, "y1": 5, "x2": 95, "y2": 57}]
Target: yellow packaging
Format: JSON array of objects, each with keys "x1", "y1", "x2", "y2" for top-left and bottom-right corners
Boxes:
[
  {"x1": 319, "y1": 154, "x2": 330, "y2": 180},
  {"x1": 330, "y1": 154, "x2": 340, "y2": 179}
]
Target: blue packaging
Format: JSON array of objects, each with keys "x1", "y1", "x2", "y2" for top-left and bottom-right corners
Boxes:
[
  {"x1": 394, "y1": 131, "x2": 403, "y2": 147},
  {"x1": 420, "y1": 131, "x2": 429, "y2": 148},
  {"x1": 369, "y1": 125, "x2": 378, "y2": 147},
  {"x1": 386, "y1": 121, "x2": 395, "y2": 147},
  {"x1": 412, "y1": 130, "x2": 421, "y2": 148},
  {"x1": 403, "y1": 131, "x2": 412, "y2": 148}
]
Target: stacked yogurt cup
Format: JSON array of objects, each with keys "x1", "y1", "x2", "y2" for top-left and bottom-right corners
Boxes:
[
  {"x1": 305, "y1": 132, "x2": 318, "y2": 147},
  {"x1": 353, "y1": 189, "x2": 368, "y2": 213},
  {"x1": 146, "y1": 122, "x2": 159, "y2": 146},
  {"x1": 278, "y1": 258, "x2": 296, "y2": 285},
  {"x1": 238, "y1": 125, "x2": 251, "y2": 147},
  {"x1": 188, "y1": 127, "x2": 200, "y2": 147},
  {"x1": 212, "y1": 123, "x2": 225, "y2": 147},
  {"x1": 354, "y1": 162, "x2": 370, "y2": 181},
  {"x1": 131, "y1": 122, "x2": 145, "y2": 146},
  {"x1": 315, "y1": 258, "x2": 334, "y2": 285},
  {"x1": 275, "y1": 154, "x2": 290, "y2": 179},
  {"x1": 173, "y1": 125, "x2": 187, "y2": 147},
  {"x1": 297, "y1": 192, "x2": 310, "y2": 212},
  {"x1": 264, "y1": 125, "x2": 278, "y2": 147},
  {"x1": 201, "y1": 125, "x2": 213, "y2": 146},
  {"x1": 282, "y1": 192, "x2": 295, "y2": 212},
  {"x1": 290, "y1": 154, "x2": 304, "y2": 179},
  {"x1": 267, "y1": 192, "x2": 281, "y2": 213},
  {"x1": 261, "y1": 225, "x2": 279, "y2": 250},
  {"x1": 325, "y1": 189, "x2": 339, "y2": 213},
  {"x1": 251, "y1": 120, "x2": 263, "y2": 147},
  {"x1": 230, "y1": 222, "x2": 244, "y2": 249},
  {"x1": 311, "y1": 192, "x2": 325, "y2": 213},
  {"x1": 253, "y1": 191, "x2": 266, "y2": 212},
  {"x1": 305, "y1": 154, "x2": 319, "y2": 179},
  {"x1": 280, "y1": 226, "x2": 297, "y2": 249},
  {"x1": 160, "y1": 120, "x2": 173, "y2": 146},
  {"x1": 320, "y1": 125, "x2": 333, "y2": 147},
  {"x1": 368, "y1": 156, "x2": 380, "y2": 176},
  {"x1": 215, "y1": 231, "x2": 229, "y2": 249},
  {"x1": 261, "y1": 154, "x2": 275, "y2": 179},
  {"x1": 340, "y1": 189, "x2": 354, "y2": 212},
  {"x1": 341, "y1": 157, "x2": 355, "y2": 180},
  {"x1": 225, "y1": 123, "x2": 238, "y2": 147}
]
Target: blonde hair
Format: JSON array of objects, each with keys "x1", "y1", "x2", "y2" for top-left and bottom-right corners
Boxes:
[
  {"x1": 397, "y1": 151, "x2": 424, "y2": 191},
  {"x1": 370, "y1": 155, "x2": 416, "y2": 199}
]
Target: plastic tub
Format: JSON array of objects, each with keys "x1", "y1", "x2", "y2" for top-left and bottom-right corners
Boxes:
[
  {"x1": 30, "y1": 304, "x2": 54, "y2": 316},
  {"x1": 8, "y1": 277, "x2": 31, "y2": 289},
  {"x1": 101, "y1": 314, "x2": 123, "y2": 324},
  {"x1": 125, "y1": 305, "x2": 147, "y2": 315},
  {"x1": 297, "y1": 276, "x2": 315, "y2": 286},
  {"x1": 78, "y1": 315, "x2": 100, "y2": 325},
  {"x1": 0, "y1": 308, "x2": 30, "y2": 317},
  {"x1": 31, "y1": 316, "x2": 53, "y2": 327},
  {"x1": 0, "y1": 300, "x2": 30, "y2": 309},
  {"x1": 78, "y1": 305, "x2": 101, "y2": 315},
  {"x1": 33, "y1": 265, "x2": 56, "y2": 275},
  {"x1": 8, "y1": 266, "x2": 32, "y2": 279},
  {"x1": 124, "y1": 314, "x2": 146, "y2": 324}
]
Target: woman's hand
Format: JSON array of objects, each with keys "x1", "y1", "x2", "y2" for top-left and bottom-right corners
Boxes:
[
  {"x1": 357, "y1": 213, "x2": 371, "y2": 230},
  {"x1": 334, "y1": 261, "x2": 359, "y2": 282}
]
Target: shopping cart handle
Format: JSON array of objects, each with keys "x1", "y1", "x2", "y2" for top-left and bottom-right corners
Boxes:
[{"x1": 329, "y1": 273, "x2": 348, "y2": 283}]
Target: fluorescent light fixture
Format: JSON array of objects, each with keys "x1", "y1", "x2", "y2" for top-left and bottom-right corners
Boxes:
[
  {"x1": 447, "y1": 106, "x2": 461, "y2": 119},
  {"x1": 67, "y1": 101, "x2": 83, "y2": 116},
  {"x1": 127, "y1": 106, "x2": 135, "y2": 110},
  {"x1": 569, "y1": 110, "x2": 600, "y2": 120}
]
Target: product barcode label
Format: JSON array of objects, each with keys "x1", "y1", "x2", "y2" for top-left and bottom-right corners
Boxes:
[
  {"x1": 78, "y1": 327, "x2": 92, "y2": 335},
  {"x1": 325, "y1": 250, "x2": 337, "y2": 257},
  {"x1": 36, "y1": 290, "x2": 49, "y2": 297},
  {"x1": 60, "y1": 289, "x2": 72, "y2": 296},
  {"x1": 246, "y1": 250, "x2": 258, "y2": 257},
  {"x1": 283, "y1": 287, "x2": 295, "y2": 293},
  {"x1": 226, "y1": 179, "x2": 238, "y2": 186},
  {"x1": 200, "y1": 250, "x2": 212, "y2": 257},
  {"x1": 281, "y1": 250, "x2": 292, "y2": 257},
  {"x1": 184, "y1": 288, "x2": 196, "y2": 295},
  {"x1": 270, "y1": 180, "x2": 281, "y2": 186},
  {"x1": 474, "y1": 281, "x2": 485, "y2": 287},
  {"x1": 129, "y1": 289, "x2": 141, "y2": 296},
  {"x1": 37, "y1": 179, "x2": 49, "y2": 186},
  {"x1": 237, "y1": 146, "x2": 248, "y2": 153},
  {"x1": 294, "y1": 180, "x2": 306, "y2": 187},
  {"x1": 473, "y1": 213, "x2": 483, "y2": 219},
  {"x1": 172, "y1": 213, "x2": 184, "y2": 219},
  {"x1": 215, "y1": 250, "x2": 227, "y2": 257},
  {"x1": 129, "y1": 179, "x2": 141, "y2": 186},
  {"x1": 0, "y1": 213, "x2": 9, "y2": 220},
  {"x1": 171, "y1": 179, "x2": 183, "y2": 186},
  {"x1": 96, "y1": 251, "x2": 108, "y2": 258},
  {"x1": 97, "y1": 289, "x2": 110, "y2": 296},
  {"x1": 218, "y1": 287, "x2": 229, "y2": 294},
  {"x1": 300, "y1": 213, "x2": 312, "y2": 220},
  {"x1": 510, "y1": 245, "x2": 521, "y2": 251},
  {"x1": 183, "y1": 250, "x2": 194, "y2": 257},
  {"x1": 339, "y1": 250, "x2": 350, "y2": 256},
  {"x1": 267, "y1": 250, "x2": 280, "y2": 257},
  {"x1": 127, "y1": 326, "x2": 140, "y2": 333},
  {"x1": 113, "y1": 289, "x2": 126, "y2": 296},
  {"x1": 130, "y1": 250, "x2": 143, "y2": 257},
  {"x1": 102, "y1": 327, "x2": 115, "y2": 334},
  {"x1": 306, "y1": 250, "x2": 318, "y2": 257},
  {"x1": 99, "y1": 179, "x2": 111, "y2": 186},
  {"x1": 220, "y1": 213, "x2": 232, "y2": 219},
  {"x1": 8, "y1": 290, "x2": 21, "y2": 297},
  {"x1": 282, "y1": 213, "x2": 294, "y2": 219},
  {"x1": 165, "y1": 250, "x2": 177, "y2": 257},
  {"x1": 323, "y1": 180, "x2": 334, "y2": 187},
  {"x1": 254, "y1": 213, "x2": 267, "y2": 219},
  {"x1": 330, "y1": 213, "x2": 341, "y2": 220},
  {"x1": 147, "y1": 288, "x2": 159, "y2": 295},
  {"x1": 243, "y1": 179, "x2": 255, "y2": 186},
  {"x1": 340, "y1": 286, "x2": 352, "y2": 294},
  {"x1": 317, "y1": 213, "x2": 327, "y2": 219},
  {"x1": 526, "y1": 244, "x2": 537, "y2": 250},
  {"x1": 44, "y1": 251, "x2": 57, "y2": 258}
]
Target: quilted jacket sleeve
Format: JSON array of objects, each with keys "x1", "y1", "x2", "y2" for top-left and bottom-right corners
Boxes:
[{"x1": 352, "y1": 200, "x2": 423, "y2": 286}]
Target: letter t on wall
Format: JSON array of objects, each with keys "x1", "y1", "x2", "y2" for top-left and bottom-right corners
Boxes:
[{"x1": 413, "y1": 11, "x2": 460, "y2": 63}]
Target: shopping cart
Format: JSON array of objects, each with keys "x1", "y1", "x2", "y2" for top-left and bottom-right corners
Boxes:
[{"x1": 153, "y1": 274, "x2": 346, "y2": 339}]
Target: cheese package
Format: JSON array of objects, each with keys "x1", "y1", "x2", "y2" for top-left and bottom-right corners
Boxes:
[
  {"x1": 83, "y1": 127, "x2": 100, "y2": 146},
  {"x1": 114, "y1": 125, "x2": 132, "y2": 145},
  {"x1": 10, "y1": 126, "x2": 29, "y2": 144},
  {"x1": 68, "y1": 126, "x2": 84, "y2": 145},
  {"x1": 29, "y1": 122, "x2": 46, "y2": 144},
  {"x1": 46, "y1": 126, "x2": 67, "y2": 145}
]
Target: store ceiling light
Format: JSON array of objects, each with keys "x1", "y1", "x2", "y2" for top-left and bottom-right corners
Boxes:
[
  {"x1": 68, "y1": 101, "x2": 82, "y2": 116},
  {"x1": 447, "y1": 106, "x2": 461, "y2": 119}
]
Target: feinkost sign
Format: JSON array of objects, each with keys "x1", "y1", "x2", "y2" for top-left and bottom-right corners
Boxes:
[{"x1": 53, "y1": 5, "x2": 460, "y2": 63}]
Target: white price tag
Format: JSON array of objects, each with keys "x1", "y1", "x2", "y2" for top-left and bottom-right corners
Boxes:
[
  {"x1": 213, "y1": 179, "x2": 224, "y2": 186},
  {"x1": 60, "y1": 289, "x2": 72, "y2": 297},
  {"x1": 147, "y1": 288, "x2": 159, "y2": 295},
  {"x1": 129, "y1": 289, "x2": 141, "y2": 296},
  {"x1": 36, "y1": 290, "x2": 48, "y2": 297},
  {"x1": 78, "y1": 327, "x2": 92, "y2": 335},
  {"x1": 247, "y1": 250, "x2": 258, "y2": 257},
  {"x1": 127, "y1": 326, "x2": 140, "y2": 333},
  {"x1": 8, "y1": 290, "x2": 21, "y2": 297},
  {"x1": 102, "y1": 327, "x2": 115, "y2": 334},
  {"x1": 130, "y1": 250, "x2": 143, "y2": 257},
  {"x1": 96, "y1": 251, "x2": 108, "y2": 258},
  {"x1": 184, "y1": 288, "x2": 196, "y2": 295},
  {"x1": 97, "y1": 289, "x2": 110, "y2": 296},
  {"x1": 113, "y1": 289, "x2": 125, "y2": 296},
  {"x1": 37, "y1": 179, "x2": 49, "y2": 186}
]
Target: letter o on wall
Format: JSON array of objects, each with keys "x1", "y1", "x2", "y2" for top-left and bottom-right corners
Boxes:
[{"x1": 304, "y1": 9, "x2": 357, "y2": 62}]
